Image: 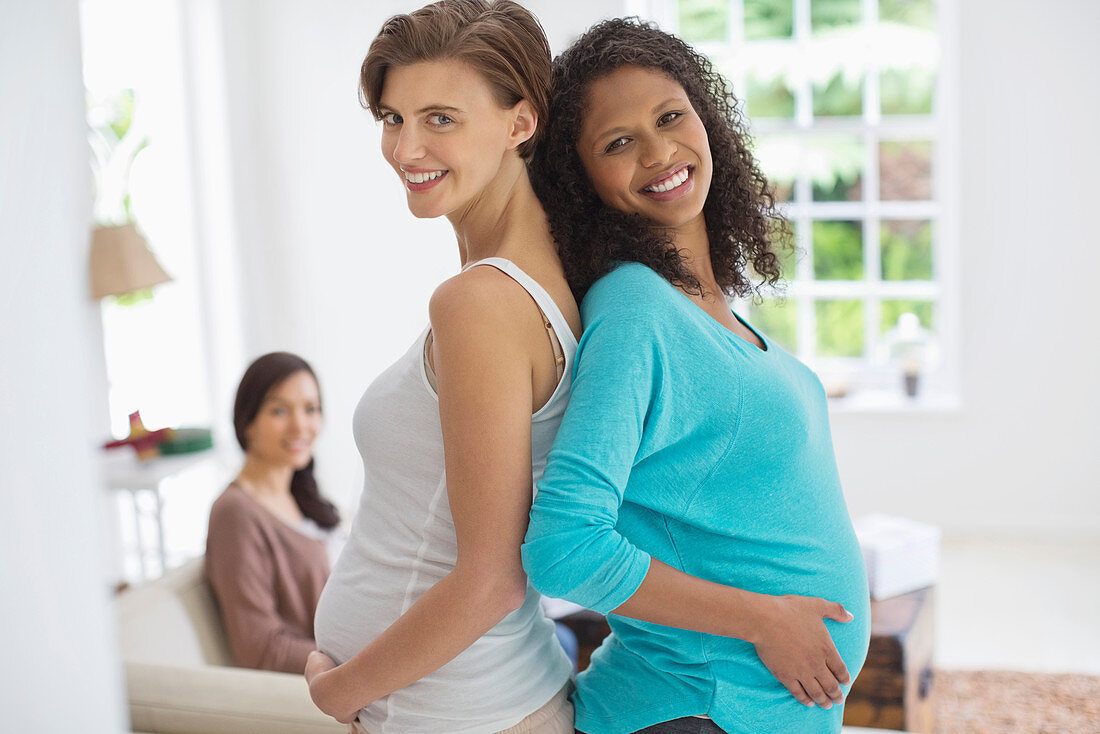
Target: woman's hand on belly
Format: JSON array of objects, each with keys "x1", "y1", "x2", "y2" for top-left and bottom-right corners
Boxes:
[
  {"x1": 306, "y1": 650, "x2": 365, "y2": 724},
  {"x1": 749, "y1": 594, "x2": 853, "y2": 710}
]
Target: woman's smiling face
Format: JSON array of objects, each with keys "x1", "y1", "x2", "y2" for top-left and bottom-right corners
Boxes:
[
  {"x1": 576, "y1": 65, "x2": 712, "y2": 233},
  {"x1": 377, "y1": 59, "x2": 525, "y2": 220}
]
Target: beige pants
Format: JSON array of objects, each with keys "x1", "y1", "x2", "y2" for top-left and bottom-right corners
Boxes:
[
  {"x1": 349, "y1": 683, "x2": 575, "y2": 734},
  {"x1": 495, "y1": 683, "x2": 574, "y2": 734}
]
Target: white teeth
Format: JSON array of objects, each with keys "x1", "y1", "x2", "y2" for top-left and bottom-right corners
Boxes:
[
  {"x1": 645, "y1": 168, "x2": 690, "y2": 193},
  {"x1": 404, "y1": 170, "x2": 446, "y2": 184}
]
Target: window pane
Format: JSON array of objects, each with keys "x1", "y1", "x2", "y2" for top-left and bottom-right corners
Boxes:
[
  {"x1": 813, "y1": 220, "x2": 863, "y2": 280},
  {"x1": 769, "y1": 174, "x2": 795, "y2": 204},
  {"x1": 881, "y1": 299, "x2": 934, "y2": 334},
  {"x1": 679, "y1": 0, "x2": 728, "y2": 42},
  {"x1": 772, "y1": 219, "x2": 798, "y2": 277},
  {"x1": 754, "y1": 135, "x2": 800, "y2": 203},
  {"x1": 879, "y1": 139, "x2": 932, "y2": 200},
  {"x1": 813, "y1": 71, "x2": 864, "y2": 117},
  {"x1": 747, "y1": 72, "x2": 796, "y2": 118},
  {"x1": 807, "y1": 135, "x2": 863, "y2": 201},
  {"x1": 749, "y1": 298, "x2": 797, "y2": 352},
  {"x1": 880, "y1": 0, "x2": 934, "y2": 29},
  {"x1": 811, "y1": 0, "x2": 861, "y2": 32},
  {"x1": 880, "y1": 220, "x2": 932, "y2": 280},
  {"x1": 881, "y1": 67, "x2": 935, "y2": 115},
  {"x1": 748, "y1": 220, "x2": 797, "y2": 282},
  {"x1": 745, "y1": 0, "x2": 793, "y2": 39},
  {"x1": 816, "y1": 299, "x2": 864, "y2": 356}
]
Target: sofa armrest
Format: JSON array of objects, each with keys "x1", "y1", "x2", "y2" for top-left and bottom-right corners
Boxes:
[{"x1": 125, "y1": 661, "x2": 346, "y2": 734}]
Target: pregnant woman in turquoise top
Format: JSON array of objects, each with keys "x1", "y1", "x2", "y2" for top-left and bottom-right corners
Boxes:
[{"x1": 522, "y1": 19, "x2": 870, "y2": 734}]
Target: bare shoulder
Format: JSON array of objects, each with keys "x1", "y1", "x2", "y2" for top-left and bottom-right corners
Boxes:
[{"x1": 428, "y1": 265, "x2": 536, "y2": 336}]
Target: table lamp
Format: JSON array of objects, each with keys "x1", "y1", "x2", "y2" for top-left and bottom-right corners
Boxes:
[{"x1": 89, "y1": 223, "x2": 171, "y2": 299}]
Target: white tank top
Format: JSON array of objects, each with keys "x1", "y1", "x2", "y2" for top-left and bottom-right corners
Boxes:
[{"x1": 314, "y1": 258, "x2": 576, "y2": 734}]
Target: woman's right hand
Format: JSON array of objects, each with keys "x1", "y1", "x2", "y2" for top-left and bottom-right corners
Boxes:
[{"x1": 751, "y1": 594, "x2": 853, "y2": 709}]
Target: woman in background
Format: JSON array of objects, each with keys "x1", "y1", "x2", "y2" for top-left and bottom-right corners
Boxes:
[
  {"x1": 523, "y1": 18, "x2": 870, "y2": 734},
  {"x1": 305, "y1": 2, "x2": 579, "y2": 732},
  {"x1": 205, "y1": 351, "x2": 341, "y2": 674}
]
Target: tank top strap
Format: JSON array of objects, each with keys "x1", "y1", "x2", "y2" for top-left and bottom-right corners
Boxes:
[{"x1": 464, "y1": 257, "x2": 578, "y2": 362}]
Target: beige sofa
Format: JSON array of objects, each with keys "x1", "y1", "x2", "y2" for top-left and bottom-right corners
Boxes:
[
  {"x1": 115, "y1": 557, "x2": 343, "y2": 734},
  {"x1": 115, "y1": 558, "x2": 901, "y2": 734}
]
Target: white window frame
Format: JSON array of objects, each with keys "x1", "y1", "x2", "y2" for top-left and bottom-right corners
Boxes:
[{"x1": 627, "y1": 0, "x2": 960, "y2": 410}]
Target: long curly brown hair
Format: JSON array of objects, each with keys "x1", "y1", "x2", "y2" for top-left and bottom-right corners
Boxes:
[{"x1": 530, "y1": 17, "x2": 790, "y2": 301}]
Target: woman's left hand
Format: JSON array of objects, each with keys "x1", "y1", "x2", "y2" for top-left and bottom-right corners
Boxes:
[{"x1": 305, "y1": 650, "x2": 361, "y2": 724}]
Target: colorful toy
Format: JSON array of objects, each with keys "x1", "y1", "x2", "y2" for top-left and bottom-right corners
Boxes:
[{"x1": 103, "y1": 411, "x2": 213, "y2": 460}]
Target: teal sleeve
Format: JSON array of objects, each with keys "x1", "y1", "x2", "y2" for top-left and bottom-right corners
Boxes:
[{"x1": 522, "y1": 271, "x2": 657, "y2": 614}]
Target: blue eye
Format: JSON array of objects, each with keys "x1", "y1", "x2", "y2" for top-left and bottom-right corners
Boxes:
[
  {"x1": 428, "y1": 113, "x2": 454, "y2": 127},
  {"x1": 381, "y1": 112, "x2": 402, "y2": 125}
]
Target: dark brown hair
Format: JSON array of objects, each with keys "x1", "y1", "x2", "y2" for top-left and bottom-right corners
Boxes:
[
  {"x1": 233, "y1": 352, "x2": 340, "y2": 530},
  {"x1": 359, "y1": 0, "x2": 551, "y2": 160},
  {"x1": 530, "y1": 17, "x2": 790, "y2": 301}
]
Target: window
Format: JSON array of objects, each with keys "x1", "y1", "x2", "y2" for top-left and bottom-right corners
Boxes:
[
  {"x1": 81, "y1": 0, "x2": 213, "y2": 436},
  {"x1": 82, "y1": 0, "x2": 229, "y2": 579},
  {"x1": 633, "y1": 0, "x2": 957, "y2": 406}
]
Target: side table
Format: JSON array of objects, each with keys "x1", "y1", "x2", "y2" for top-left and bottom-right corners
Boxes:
[{"x1": 102, "y1": 449, "x2": 217, "y2": 581}]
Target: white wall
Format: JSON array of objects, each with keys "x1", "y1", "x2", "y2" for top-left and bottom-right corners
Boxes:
[
  {"x1": 830, "y1": 0, "x2": 1100, "y2": 538},
  {"x1": 0, "y1": 1, "x2": 127, "y2": 729},
  {"x1": 208, "y1": 0, "x2": 1099, "y2": 537}
]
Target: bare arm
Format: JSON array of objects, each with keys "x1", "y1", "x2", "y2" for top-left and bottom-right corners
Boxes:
[
  {"x1": 307, "y1": 271, "x2": 541, "y2": 723},
  {"x1": 612, "y1": 559, "x2": 853, "y2": 707}
]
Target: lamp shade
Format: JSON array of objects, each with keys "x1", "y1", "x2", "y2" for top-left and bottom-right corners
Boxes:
[{"x1": 89, "y1": 223, "x2": 172, "y2": 299}]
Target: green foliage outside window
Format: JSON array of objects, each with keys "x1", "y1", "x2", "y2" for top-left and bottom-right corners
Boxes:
[
  {"x1": 87, "y1": 88, "x2": 156, "y2": 306},
  {"x1": 105, "y1": 88, "x2": 135, "y2": 141},
  {"x1": 881, "y1": 220, "x2": 933, "y2": 280},
  {"x1": 774, "y1": 220, "x2": 799, "y2": 277},
  {"x1": 880, "y1": 0, "x2": 934, "y2": 29},
  {"x1": 813, "y1": 221, "x2": 863, "y2": 280},
  {"x1": 747, "y1": 73, "x2": 796, "y2": 118},
  {"x1": 816, "y1": 299, "x2": 863, "y2": 356},
  {"x1": 679, "y1": 0, "x2": 728, "y2": 42},
  {"x1": 813, "y1": 72, "x2": 863, "y2": 117},
  {"x1": 745, "y1": 0, "x2": 793, "y2": 39},
  {"x1": 811, "y1": 0, "x2": 861, "y2": 32},
  {"x1": 881, "y1": 67, "x2": 935, "y2": 115},
  {"x1": 676, "y1": 0, "x2": 941, "y2": 369}
]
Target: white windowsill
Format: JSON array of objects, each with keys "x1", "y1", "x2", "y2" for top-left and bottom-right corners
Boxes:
[{"x1": 827, "y1": 387, "x2": 961, "y2": 414}]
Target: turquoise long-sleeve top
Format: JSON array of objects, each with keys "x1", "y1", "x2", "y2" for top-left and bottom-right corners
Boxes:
[{"x1": 522, "y1": 263, "x2": 870, "y2": 734}]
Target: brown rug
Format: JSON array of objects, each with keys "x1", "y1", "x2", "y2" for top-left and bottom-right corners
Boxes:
[{"x1": 934, "y1": 670, "x2": 1100, "y2": 733}]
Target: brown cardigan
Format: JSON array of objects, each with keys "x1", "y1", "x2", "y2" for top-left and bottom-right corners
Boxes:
[{"x1": 204, "y1": 484, "x2": 331, "y2": 673}]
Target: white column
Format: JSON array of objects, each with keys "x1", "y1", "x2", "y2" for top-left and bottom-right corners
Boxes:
[{"x1": 0, "y1": 0, "x2": 128, "y2": 730}]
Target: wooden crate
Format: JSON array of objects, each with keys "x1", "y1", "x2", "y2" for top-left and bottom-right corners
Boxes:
[
  {"x1": 558, "y1": 586, "x2": 936, "y2": 732},
  {"x1": 843, "y1": 587, "x2": 936, "y2": 732}
]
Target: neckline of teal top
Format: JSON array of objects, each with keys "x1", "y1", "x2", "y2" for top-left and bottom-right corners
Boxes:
[{"x1": 646, "y1": 266, "x2": 771, "y2": 355}]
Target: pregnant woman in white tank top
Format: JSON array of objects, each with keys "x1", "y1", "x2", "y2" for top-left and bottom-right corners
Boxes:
[{"x1": 305, "y1": 2, "x2": 581, "y2": 733}]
